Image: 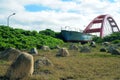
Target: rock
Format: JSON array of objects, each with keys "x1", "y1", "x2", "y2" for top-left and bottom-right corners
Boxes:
[
  {"x1": 89, "y1": 41, "x2": 96, "y2": 47},
  {"x1": 111, "y1": 49, "x2": 120, "y2": 55},
  {"x1": 57, "y1": 48, "x2": 70, "y2": 57},
  {"x1": 69, "y1": 44, "x2": 79, "y2": 50},
  {"x1": 41, "y1": 46, "x2": 50, "y2": 51},
  {"x1": 30, "y1": 48, "x2": 38, "y2": 55},
  {"x1": 80, "y1": 46, "x2": 91, "y2": 53},
  {"x1": 107, "y1": 45, "x2": 117, "y2": 53},
  {"x1": 55, "y1": 45, "x2": 61, "y2": 49},
  {"x1": 34, "y1": 57, "x2": 53, "y2": 69},
  {"x1": 100, "y1": 48, "x2": 107, "y2": 52},
  {"x1": 0, "y1": 48, "x2": 21, "y2": 61},
  {"x1": 6, "y1": 52, "x2": 34, "y2": 80},
  {"x1": 108, "y1": 48, "x2": 120, "y2": 55},
  {"x1": 117, "y1": 43, "x2": 120, "y2": 46},
  {"x1": 102, "y1": 42, "x2": 110, "y2": 46},
  {"x1": 60, "y1": 76, "x2": 74, "y2": 80},
  {"x1": 107, "y1": 45, "x2": 120, "y2": 55}
]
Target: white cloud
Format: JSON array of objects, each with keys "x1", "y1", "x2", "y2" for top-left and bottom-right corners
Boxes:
[{"x1": 0, "y1": 0, "x2": 120, "y2": 34}]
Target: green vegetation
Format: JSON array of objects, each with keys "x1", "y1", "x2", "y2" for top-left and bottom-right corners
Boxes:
[
  {"x1": 39, "y1": 29, "x2": 56, "y2": 38},
  {"x1": 39, "y1": 29, "x2": 64, "y2": 40},
  {"x1": 103, "y1": 32, "x2": 120, "y2": 42},
  {"x1": 93, "y1": 32, "x2": 120, "y2": 43},
  {"x1": 0, "y1": 25, "x2": 64, "y2": 50}
]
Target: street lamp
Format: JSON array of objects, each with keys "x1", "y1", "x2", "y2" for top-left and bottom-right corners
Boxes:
[{"x1": 7, "y1": 13, "x2": 16, "y2": 27}]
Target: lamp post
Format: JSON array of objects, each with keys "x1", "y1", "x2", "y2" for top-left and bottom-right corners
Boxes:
[{"x1": 7, "y1": 13, "x2": 16, "y2": 27}]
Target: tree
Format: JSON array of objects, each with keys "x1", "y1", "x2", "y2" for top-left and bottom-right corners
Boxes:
[{"x1": 39, "y1": 29, "x2": 56, "y2": 37}]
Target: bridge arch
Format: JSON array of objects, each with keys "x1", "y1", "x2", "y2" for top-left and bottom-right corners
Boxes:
[{"x1": 83, "y1": 14, "x2": 120, "y2": 38}]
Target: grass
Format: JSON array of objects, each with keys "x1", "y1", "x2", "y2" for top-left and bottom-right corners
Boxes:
[{"x1": 0, "y1": 44, "x2": 120, "y2": 80}]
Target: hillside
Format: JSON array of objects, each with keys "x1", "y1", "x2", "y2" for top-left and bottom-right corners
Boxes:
[{"x1": 0, "y1": 25, "x2": 63, "y2": 50}]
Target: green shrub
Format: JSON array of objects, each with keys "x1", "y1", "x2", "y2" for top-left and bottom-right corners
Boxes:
[
  {"x1": 0, "y1": 25, "x2": 64, "y2": 50},
  {"x1": 103, "y1": 32, "x2": 120, "y2": 42},
  {"x1": 93, "y1": 32, "x2": 120, "y2": 43},
  {"x1": 92, "y1": 36, "x2": 103, "y2": 43},
  {"x1": 112, "y1": 40, "x2": 120, "y2": 44}
]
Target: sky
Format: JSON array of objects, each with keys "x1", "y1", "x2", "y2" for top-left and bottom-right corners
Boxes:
[{"x1": 0, "y1": 0, "x2": 120, "y2": 32}]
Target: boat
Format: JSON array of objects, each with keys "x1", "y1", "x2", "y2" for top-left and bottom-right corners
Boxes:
[{"x1": 61, "y1": 29, "x2": 93, "y2": 42}]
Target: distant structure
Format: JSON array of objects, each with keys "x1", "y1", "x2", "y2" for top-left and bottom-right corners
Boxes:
[
  {"x1": 83, "y1": 14, "x2": 120, "y2": 38},
  {"x1": 61, "y1": 14, "x2": 120, "y2": 43}
]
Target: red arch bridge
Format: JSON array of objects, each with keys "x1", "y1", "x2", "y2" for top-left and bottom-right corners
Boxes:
[{"x1": 83, "y1": 14, "x2": 120, "y2": 38}]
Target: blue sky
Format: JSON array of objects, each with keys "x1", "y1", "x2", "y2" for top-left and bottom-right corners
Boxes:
[
  {"x1": 25, "y1": 4, "x2": 52, "y2": 12},
  {"x1": 61, "y1": 0, "x2": 73, "y2": 2},
  {"x1": 24, "y1": 0, "x2": 116, "y2": 11},
  {"x1": 0, "y1": 0, "x2": 120, "y2": 35},
  {"x1": 109, "y1": 0, "x2": 116, "y2": 2},
  {"x1": 24, "y1": 0, "x2": 118, "y2": 14}
]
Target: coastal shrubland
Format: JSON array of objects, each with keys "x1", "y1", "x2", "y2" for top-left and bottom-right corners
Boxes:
[{"x1": 0, "y1": 25, "x2": 63, "y2": 50}]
